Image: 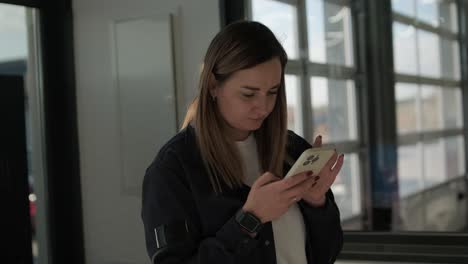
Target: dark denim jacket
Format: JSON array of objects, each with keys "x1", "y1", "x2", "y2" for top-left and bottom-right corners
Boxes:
[{"x1": 141, "y1": 125, "x2": 343, "y2": 263}]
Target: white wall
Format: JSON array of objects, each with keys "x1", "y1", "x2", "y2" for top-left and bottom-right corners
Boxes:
[{"x1": 72, "y1": 0, "x2": 220, "y2": 263}]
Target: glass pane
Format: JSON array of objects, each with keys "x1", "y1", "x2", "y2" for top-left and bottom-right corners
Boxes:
[
  {"x1": 439, "y1": 0, "x2": 458, "y2": 33},
  {"x1": 252, "y1": 0, "x2": 299, "y2": 59},
  {"x1": 442, "y1": 87, "x2": 463, "y2": 129},
  {"x1": 392, "y1": 0, "x2": 416, "y2": 17},
  {"x1": 398, "y1": 143, "x2": 424, "y2": 197},
  {"x1": 440, "y1": 39, "x2": 461, "y2": 80},
  {"x1": 398, "y1": 138, "x2": 467, "y2": 232},
  {"x1": 306, "y1": 0, "x2": 354, "y2": 66},
  {"x1": 418, "y1": 30, "x2": 441, "y2": 78},
  {"x1": 421, "y1": 85, "x2": 442, "y2": 131},
  {"x1": 395, "y1": 83, "x2": 419, "y2": 134},
  {"x1": 393, "y1": 23, "x2": 417, "y2": 75},
  {"x1": 310, "y1": 77, "x2": 358, "y2": 142},
  {"x1": 285, "y1": 75, "x2": 303, "y2": 135},
  {"x1": 423, "y1": 138, "x2": 446, "y2": 187},
  {"x1": 416, "y1": 0, "x2": 439, "y2": 27},
  {"x1": 333, "y1": 153, "x2": 361, "y2": 228},
  {"x1": 445, "y1": 135, "x2": 466, "y2": 179}
]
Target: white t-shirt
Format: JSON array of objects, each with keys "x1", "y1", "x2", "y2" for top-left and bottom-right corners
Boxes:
[{"x1": 236, "y1": 134, "x2": 308, "y2": 264}]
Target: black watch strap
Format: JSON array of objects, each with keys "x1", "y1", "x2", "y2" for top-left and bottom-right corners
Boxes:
[{"x1": 235, "y1": 209, "x2": 263, "y2": 234}]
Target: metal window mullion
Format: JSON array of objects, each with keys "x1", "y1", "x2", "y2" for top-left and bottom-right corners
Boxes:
[
  {"x1": 307, "y1": 62, "x2": 356, "y2": 79},
  {"x1": 351, "y1": 0, "x2": 373, "y2": 230},
  {"x1": 397, "y1": 128, "x2": 464, "y2": 145},
  {"x1": 395, "y1": 73, "x2": 461, "y2": 87},
  {"x1": 284, "y1": 60, "x2": 302, "y2": 74},
  {"x1": 455, "y1": 0, "x2": 468, "y2": 239},
  {"x1": 245, "y1": 0, "x2": 253, "y2": 21},
  {"x1": 393, "y1": 12, "x2": 459, "y2": 40},
  {"x1": 297, "y1": 0, "x2": 313, "y2": 140}
]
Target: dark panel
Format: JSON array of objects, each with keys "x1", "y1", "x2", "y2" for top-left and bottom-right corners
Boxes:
[
  {"x1": 0, "y1": 75, "x2": 33, "y2": 264},
  {"x1": 219, "y1": 0, "x2": 246, "y2": 27},
  {"x1": 457, "y1": 0, "x2": 468, "y2": 233},
  {"x1": 0, "y1": 0, "x2": 40, "y2": 8},
  {"x1": 39, "y1": 0, "x2": 85, "y2": 263}
]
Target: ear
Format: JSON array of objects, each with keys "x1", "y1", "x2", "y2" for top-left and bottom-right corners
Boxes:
[{"x1": 209, "y1": 87, "x2": 217, "y2": 98}]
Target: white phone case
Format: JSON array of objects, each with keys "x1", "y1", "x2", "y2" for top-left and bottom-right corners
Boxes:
[{"x1": 285, "y1": 148, "x2": 336, "y2": 178}]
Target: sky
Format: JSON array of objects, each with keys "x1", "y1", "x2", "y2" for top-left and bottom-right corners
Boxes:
[{"x1": 0, "y1": 3, "x2": 28, "y2": 62}]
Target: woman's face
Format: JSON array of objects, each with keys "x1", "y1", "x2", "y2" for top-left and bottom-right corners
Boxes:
[{"x1": 211, "y1": 57, "x2": 282, "y2": 141}]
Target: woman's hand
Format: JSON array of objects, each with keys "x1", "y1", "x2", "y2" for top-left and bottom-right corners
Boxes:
[
  {"x1": 243, "y1": 171, "x2": 313, "y2": 223},
  {"x1": 301, "y1": 135, "x2": 344, "y2": 207}
]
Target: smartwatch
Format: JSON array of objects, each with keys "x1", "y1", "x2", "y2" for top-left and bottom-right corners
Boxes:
[{"x1": 235, "y1": 209, "x2": 263, "y2": 234}]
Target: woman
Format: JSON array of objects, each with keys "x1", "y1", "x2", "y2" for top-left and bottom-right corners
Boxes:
[{"x1": 142, "y1": 21, "x2": 344, "y2": 264}]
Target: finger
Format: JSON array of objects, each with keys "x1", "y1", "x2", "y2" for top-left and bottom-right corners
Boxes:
[
  {"x1": 321, "y1": 156, "x2": 343, "y2": 188},
  {"x1": 280, "y1": 170, "x2": 313, "y2": 190},
  {"x1": 253, "y1": 172, "x2": 280, "y2": 189},
  {"x1": 330, "y1": 154, "x2": 345, "y2": 175},
  {"x1": 283, "y1": 178, "x2": 313, "y2": 200},
  {"x1": 313, "y1": 135, "x2": 322, "y2": 148},
  {"x1": 323, "y1": 151, "x2": 339, "y2": 172}
]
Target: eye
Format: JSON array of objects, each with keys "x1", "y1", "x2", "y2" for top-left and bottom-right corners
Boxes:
[
  {"x1": 268, "y1": 90, "x2": 278, "y2": 95},
  {"x1": 242, "y1": 93, "x2": 255, "y2": 98}
]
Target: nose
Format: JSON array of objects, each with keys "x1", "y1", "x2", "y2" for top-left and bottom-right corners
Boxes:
[{"x1": 253, "y1": 96, "x2": 269, "y2": 117}]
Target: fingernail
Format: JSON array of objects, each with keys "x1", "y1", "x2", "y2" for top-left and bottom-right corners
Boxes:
[
  {"x1": 314, "y1": 175, "x2": 320, "y2": 181},
  {"x1": 307, "y1": 171, "x2": 313, "y2": 176}
]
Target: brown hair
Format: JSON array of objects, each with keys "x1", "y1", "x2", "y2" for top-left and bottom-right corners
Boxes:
[{"x1": 182, "y1": 21, "x2": 288, "y2": 194}]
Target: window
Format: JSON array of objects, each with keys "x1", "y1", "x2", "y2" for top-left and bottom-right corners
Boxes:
[
  {"x1": 250, "y1": 0, "x2": 362, "y2": 223},
  {"x1": 392, "y1": 0, "x2": 465, "y2": 231}
]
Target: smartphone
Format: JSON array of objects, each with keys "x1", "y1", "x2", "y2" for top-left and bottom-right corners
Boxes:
[{"x1": 285, "y1": 148, "x2": 336, "y2": 178}]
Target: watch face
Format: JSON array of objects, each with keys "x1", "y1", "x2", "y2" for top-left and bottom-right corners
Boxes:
[{"x1": 239, "y1": 212, "x2": 260, "y2": 232}]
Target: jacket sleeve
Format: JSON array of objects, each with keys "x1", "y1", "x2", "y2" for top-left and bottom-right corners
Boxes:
[
  {"x1": 299, "y1": 190, "x2": 343, "y2": 264},
  {"x1": 141, "y1": 149, "x2": 259, "y2": 263}
]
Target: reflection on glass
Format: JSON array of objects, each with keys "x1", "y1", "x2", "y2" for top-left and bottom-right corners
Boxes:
[
  {"x1": 285, "y1": 75, "x2": 303, "y2": 135},
  {"x1": 392, "y1": 0, "x2": 416, "y2": 17},
  {"x1": 332, "y1": 153, "x2": 361, "y2": 224},
  {"x1": 439, "y1": 0, "x2": 458, "y2": 33},
  {"x1": 423, "y1": 139, "x2": 446, "y2": 187},
  {"x1": 393, "y1": 23, "x2": 417, "y2": 75},
  {"x1": 398, "y1": 143, "x2": 423, "y2": 197},
  {"x1": 398, "y1": 136, "x2": 466, "y2": 231},
  {"x1": 310, "y1": 77, "x2": 357, "y2": 142},
  {"x1": 442, "y1": 87, "x2": 463, "y2": 129},
  {"x1": 306, "y1": 0, "x2": 354, "y2": 66},
  {"x1": 396, "y1": 84, "x2": 463, "y2": 133},
  {"x1": 445, "y1": 136, "x2": 466, "y2": 179},
  {"x1": 395, "y1": 83, "x2": 419, "y2": 134},
  {"x1": 421, "y1": 85, "x2": 442, "y2": 131},
  {"x1": 417, "y1": 30, "x2": 441, "y2": 78},
  {"x1": 440, "y1": 39, "x2": 461, "y2": 80},
  {"x1": 252, "y1": 0, "x2": 299, "y2": 59},
  {"x1": 393, "y1": 0, "x2": 458, "y2": 33}
]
